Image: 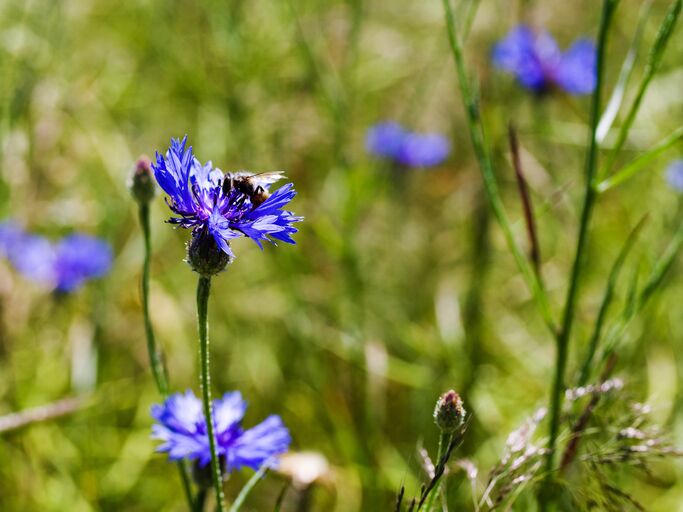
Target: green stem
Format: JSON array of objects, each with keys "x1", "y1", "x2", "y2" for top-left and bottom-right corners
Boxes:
[
  {"x1": 196, "y1": 276, "x2": 226, "y2": 512},
  {"x1": 422, "y1": 432, "x2": 452, "y2": 512},
  {"x1": 599, "y1": 0, "x2": 681, "y2": 178},
  {"x1": 596, "y1": 125, "x2": 683, "y2": 193},
  {"x1": 194, "y1": 488, "x2": 208, "y2": 512},
  {"x1": 543, "y1": 0, "x2": 618, "y2": 498},
  {"x1": 139, "y1": 203, "x2": 169, "y2": 395},
  {"x1": 441, "y1": 0, "x2": 555, "y2": 334},
  {"x1": 138, "y1": 202, "x2": 194, "y2": 509}
]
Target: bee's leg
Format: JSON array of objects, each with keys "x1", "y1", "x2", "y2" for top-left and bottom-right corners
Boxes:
[{"x1": 221, "y1": 175, "x2": 234, "y2": 196}]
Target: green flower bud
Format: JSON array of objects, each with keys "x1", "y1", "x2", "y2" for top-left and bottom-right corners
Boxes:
[
  {"x1": 187, "y1": 228, "x2": 231, "y2": 277},
  {"x1": 129, "y1": 155, "x2": 156, "y2": 205},
  {"x1": 433, "y1": 390, "x2": 465, "y2": 433}
]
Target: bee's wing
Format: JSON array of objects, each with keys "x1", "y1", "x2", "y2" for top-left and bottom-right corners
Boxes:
[{"x1": 250, "y1": 171, "x2": 287, "y2": 186}]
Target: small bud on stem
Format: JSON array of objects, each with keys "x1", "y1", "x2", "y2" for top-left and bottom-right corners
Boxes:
[
  {"x1": 434, "y1": 390, "x2": 465, "y2": 434},
  {"x1": 129, "y1": 155, "x2": 156, "y2": 205}
]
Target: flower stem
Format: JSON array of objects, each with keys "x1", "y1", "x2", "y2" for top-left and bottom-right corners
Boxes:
[
  {"x1": 441, "y1": 0, "x2": 555, "y2": 335},
  {"x1": 542, "y1": 0, "x2": 618, "y2": 505},
  {"x1": 138, "y1": 201, "x2": 194, "y2": 509},
  {"x1": 138, "y1": 203, "x2": 169, "y2": 395},
  {"x1": 196, "y1": 276, "x2": 226, "y2": 512},
  {"x1": 422, "y1": 432, "x2": 452, "y2": 512}
]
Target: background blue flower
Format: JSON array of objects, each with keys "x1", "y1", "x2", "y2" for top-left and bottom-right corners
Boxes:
[
  {"x1": 492, "y1": 25, "x2": 596, "y2": 95},
  {"x1": 365, "y1": 122, "x2": 408, "y2": 159},
  {"x1": 151, "y1": 390, "x2": 291, "y2": 471},
  {"x1": 365, "y1": 122, "x2": 450, "y2": 168},
  {"x1": 0, "y1": 224, "x2": 112, "y2": 292}
]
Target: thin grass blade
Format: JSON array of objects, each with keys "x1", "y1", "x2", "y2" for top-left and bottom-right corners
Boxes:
[
  {"x1": 597, "y1": 125, "x2": 683, "y2": 192},
  {"x1": 601, "y1": 0, "x2": 682, "y2": 176},
  {"x1": 229, "y1": 464, "x2": 270, "y2": 512},
  {"x1": 576, "y1": 216, "x2": 646, "y2": 387},
  {"x1": 596, "y1": 0, "x2": 653, "y2": 143}
]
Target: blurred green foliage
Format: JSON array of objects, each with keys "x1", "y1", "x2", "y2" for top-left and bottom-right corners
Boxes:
[{"x1": 0, "y1": 0, "x2": 682, "y2": 510}]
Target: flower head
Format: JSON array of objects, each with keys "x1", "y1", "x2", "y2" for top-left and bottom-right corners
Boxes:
[
  {"x1": 433, "y1": 390, "x2": 466, "y2": 433},
  {"x1": 151, "y1": 136, "x2": 301, "y2": 264},
  {"x1": 151, "y1": 390, "x2": 291, "y2": 472},
  {"x1": 396, "y1": 133, "x2": 451, "y2": 168},
  {"x1": 492, "y1": 25, "x2": 596, "y2": 95},
  {"x1": 365, "y1": 122, "x2": 450, "y2": 168},
  {"x1": 129, "y1": 155, "x2": 156, "y2": 205},
  {"x1": 365, "y1": 122, "x2": 408, "y2": 159},
  {"x1": 0, "y1": 224, "x2": 112, "y2": 293},
  {"x1": 666, "y1": 160, "x2": 683, "y2": 192}
]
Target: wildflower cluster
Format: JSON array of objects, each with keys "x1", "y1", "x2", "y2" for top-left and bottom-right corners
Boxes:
[
  {"x1": 365, "y1": 122, "x2": 450, "y2": 168},
  {"x1": 0, "y1": 221, "x2": 112, "y2": 293}
]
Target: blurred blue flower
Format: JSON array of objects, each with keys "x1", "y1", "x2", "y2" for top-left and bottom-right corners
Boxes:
[
  {"x1": 397, "y1": 133, "x2": 451, "y2": 167},
  {"x1": 492, "y1": 25, "x2": 596, "y2": 95},
  {"x1": 365, "y1": 122, "x2": 408, "y2": 159},
  {"x1": 365, "y1": 122, "x2": 450, "y2": 168},
  {"x1": 152, "y1": 136, "x2": 301, "y2": 259},
  {"x1": 0, "y1": 224, "x2": 112, "y2": 292},
  {"x1": 151, "y1": 390, "x2": 291, "y2": 471},
  {"x1": 666, "y1": 160, "x2": 683, "y2": 192}
]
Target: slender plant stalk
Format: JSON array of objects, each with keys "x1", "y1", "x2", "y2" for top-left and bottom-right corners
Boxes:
[
  {"x1": 600, "y1": 0, "x2": 681, "y2": 177},
  {"x1": 139, "y1": 203, "x2": 169, "y2": 395},
  {"x1": 421, "y1": 432, "x2": 452, "y2": 512},
  {"x1": 576, "y1": 217, "x2": 645, "y2": 388},
  {"x1": 196, "y1": 276, "x2": 226, "y2": 512},
  {"x1": 596, "y1": 0, "x2": 652, "y2": 143},
  {"x1": 543, "y1": 0, "x2": 619, "y2": 490},
  {"x1": 229, "y1": 463, "x2": 270, "y2": 512},
  {"x1": 597, "y1": 125, "x2": 683, "y2": 193},
  {"x1": 509, "y1": 124, "x2": 542, "y2": 276},
  {"x1": 194, "y1": 489, "x2": 208, "y2": 512},
  {"x1": 138, "y1": 201, "x2": 194, "y2": 509},
  {"x1": 599, "y1": 215, "x2": 683, "y2": 364},
  {"x1": 441, "y1": 0, "x2": 555, "y2": 334}
]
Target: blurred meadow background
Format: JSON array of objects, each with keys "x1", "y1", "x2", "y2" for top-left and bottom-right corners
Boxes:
[{"x1": 1, "y1": 0, "x2": 683, "y2": 510}]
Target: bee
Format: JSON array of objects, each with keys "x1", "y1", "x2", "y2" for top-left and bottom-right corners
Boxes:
[{"x1": 222, "y1": 171, "x2": 287, "y2": 208}]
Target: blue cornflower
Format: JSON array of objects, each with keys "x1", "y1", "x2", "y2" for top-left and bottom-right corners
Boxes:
[
  {"x1": 151, "y1": 390, "x2": 291, "y2": 471},
  {"x1": 666, "y1": 160, "x2": 683, "y2": 192},
  {"x1": 492, "y1": 25, "x2": 596, "y2": 95},
  {"x1": 152, "y1": 136, "x2": 301, "y2": 261},
  {"x1": 365, "y1": 122, "x2": 408, "y2": 159},
  {"x1": 396, "y1": 132, "x2": 451, "y2": 168},
  {"x1": 0, "y1": 225, "x2": 112, "y2": 292},
  {"x1": 365, "y1": 122, "x2": 450, "y2": 168}
]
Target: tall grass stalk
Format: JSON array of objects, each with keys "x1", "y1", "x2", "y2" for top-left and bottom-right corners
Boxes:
[
  {"x1": 543, "y1": 0, "x2": 619, "y2": 494},
  {"x1": 597, "y1": 125, "x2": 683, "y2": 193},
  {"x1": 600, "y1": 0, "x2": 682, "y2": 177},
  {"x1": 441, "y1": 0, "x2": 555, "y2": 334},
  {"x1": 196, "y1": 276, "x2": 227, "y2": 512},
  {"x1": 576, "y1": 217, "x2": 644, "y2": 388},
  {"x1": 421, "y1": 432, "x2": 452, "y2": 512}
]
